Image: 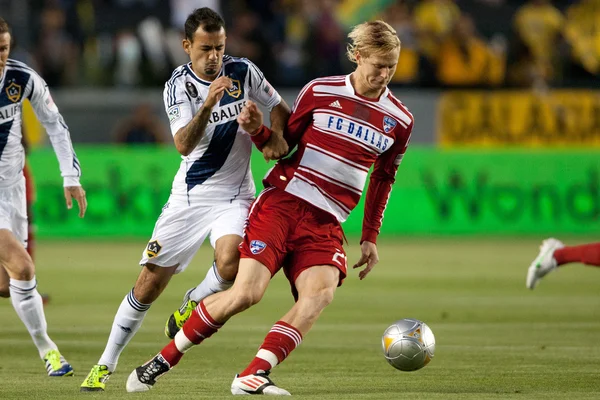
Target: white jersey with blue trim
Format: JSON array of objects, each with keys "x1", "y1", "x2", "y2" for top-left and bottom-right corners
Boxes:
[
  {"x1": 0, "y1": 59, "x2": 81, "y2": 187},
  {"x1": 164, "y1": 56, "x2": 281, "y2": 203}
]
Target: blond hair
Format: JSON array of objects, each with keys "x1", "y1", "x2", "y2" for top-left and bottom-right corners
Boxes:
[{"x1": 346, "y1": 20, "x2": 401, "y2": 64}]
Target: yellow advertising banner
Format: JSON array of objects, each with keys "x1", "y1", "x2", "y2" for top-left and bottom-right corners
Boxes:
[{"x1": 438, "y1": 91, "x2": 600, "y2": 147}]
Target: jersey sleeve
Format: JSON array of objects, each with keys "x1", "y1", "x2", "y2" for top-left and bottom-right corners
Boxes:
[
  {"x1": 26, "y1": 71, "x2": 81, "y2": 187},
  {"x1": 284, "y1": 81, "x2": 316, "y2": 149},
  {"x1": 361, "y1": 121, "x2": 413, "y2": 244},
  {"x1": 246, "y1": 60, "x2": 281, "y2": 110},
  {"x1": 164, "y1": 77, "x2": 194, "y2": 136}
]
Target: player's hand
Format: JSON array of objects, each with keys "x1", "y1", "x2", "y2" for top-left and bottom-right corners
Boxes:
[
  {"x1": 352, "y1": 241, "x2": 379, "y2": 280},
  {"x1": 261, "y1": 131, "x2": 289, "y2": 162},
  {"x1": 237, "y1": 100, "x2": 263, "y2": 133},
  {"x1": 205, "y1": 76, "x2": 233, "y2": 109},
  {"x1": 64, "y1": 186, "x2": 87, "y2": 218}
]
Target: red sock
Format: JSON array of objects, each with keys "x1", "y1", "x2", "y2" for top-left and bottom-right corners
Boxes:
[
  {"x1": 182, "y1": 301, "x2": 223, "y2": 344},
  {"x1": 160, "y1": 340, "x2": 183, "y2": 367},
  {"x1": 554, "y1": 243, "x2": 600, "y2": 267},
  {"x1": 160, "y1": 301, "x2": 223, "y2": 367},
  {"x1": 239, "y1": 321, "x2": 302, "y2": 377}
]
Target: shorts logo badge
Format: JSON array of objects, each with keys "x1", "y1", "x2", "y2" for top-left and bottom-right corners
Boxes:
[
  {"x1": 185, "y1": 82, "x2": 198, "y2": 98},
  {"x1": 383, "y1": 116, "x2": 397, "y2": 133},
  {"x1": 146, "y1": 240, "x2": 162, "y2": 258},
  {"x1": 225, "y1": 79, "x2": 242, "y2": 99},
  {"x1": 250, "y1": 240, "x2": 266, "y2": 255},
  {"x1": 6, "y1": 81, "x2": 22, "y2": 103}
]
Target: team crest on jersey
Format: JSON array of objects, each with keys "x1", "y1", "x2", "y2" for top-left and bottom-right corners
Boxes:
[
  {"x1": 225, "y1": 79, "x2": 242, "y2": 98},
  {"x1": 250, "y1": 240, "x2": 266, "y2": 254},
  {"x1": 6, "y1": 81, "x2": 22, "y2": 103},
  {"x1": 185, "y1": 82, "x2": 198, "y2": 98},
  {"x1": 383, "y1": 116, "x2": 397, "y2": 133},
  {"x1": 146, "y1": 240, "x2": 162, "y2": 258}
]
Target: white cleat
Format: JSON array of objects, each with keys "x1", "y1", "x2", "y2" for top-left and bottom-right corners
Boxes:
[
  {"x1": 526, "y1": 238, "x2": 564, "y2": 289},
  {"x1": 231, "y1": 371, "x2": 291, "y2": 395},
  {"x1": 126, "y1": 354, "x2": 171, "y2": 393}
]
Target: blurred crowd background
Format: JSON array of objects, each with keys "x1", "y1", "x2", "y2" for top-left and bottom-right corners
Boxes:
[
  {"x1": 5, "y1": 0, "x2": 600, "y2": 90},
  {"x1": 2, "y1": 0, "x2": 598, "y2": 238}
]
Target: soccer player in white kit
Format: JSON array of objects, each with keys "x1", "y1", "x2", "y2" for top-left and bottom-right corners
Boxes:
[
  {"x1": 80, "y1": 8, "x2": 290, "y2": 392},
  {"x1": 0, "y1": 18, "x2": 87, "y2": 376}
]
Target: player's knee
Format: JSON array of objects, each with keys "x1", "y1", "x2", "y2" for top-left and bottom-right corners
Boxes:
[
  {"x1": 215, "y1": 253, "x2": 240, "y2": 282},
  {"x1": 301, "y1": 286, "x2": 335, "y2": 312},
  {"x1": 13, "y1": 256, "x2": 35, "y2": 281},
  {"x1": 229, "y1": 289, "x2": 263, "y2": 313}
]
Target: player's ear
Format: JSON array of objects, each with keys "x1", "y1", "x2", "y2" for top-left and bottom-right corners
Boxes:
[
  {"x1": 355, "y1": 51, "x2": 362, "y2": 65},
  {"x1": 182, "y1": 39, "x2": 191, "y2": 55}
]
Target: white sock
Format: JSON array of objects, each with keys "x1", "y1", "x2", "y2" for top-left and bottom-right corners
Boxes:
[
  {"x1": 174, "y1": 329, "x2": 195, "y2": 353},
  {"x1": 256, "y1": 349, "x2": 279, "y2": 370},
  {"x1": 98, "y1": 289, "x2": 150, "y2": 372},
  {"x1": 189, "y1": 262, "x2": 234, "y2": 303},
  {"x1": 9, "y1": 277, "x2": 57, "y2": 359}
]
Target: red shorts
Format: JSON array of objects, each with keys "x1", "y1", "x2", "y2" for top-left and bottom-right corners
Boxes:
[{"x1": 239, "y1": 187, "x2": 347, "y2": 298}]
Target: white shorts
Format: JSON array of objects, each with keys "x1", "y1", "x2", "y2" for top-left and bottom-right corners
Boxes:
[
  {"x1": 139, "y1": 199, "x2": 252, "y2": 273},
  {"x1": 0, "y1": 176, "x2": 27, "y2": 248}
]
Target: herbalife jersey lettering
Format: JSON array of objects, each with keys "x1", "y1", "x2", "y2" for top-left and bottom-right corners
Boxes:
[
  {"x1": 0, "y1": 59, "x2": 80, "y2": 186},
  {"x1": 164, "y1": 56, "x2": 280, "y2": 202}
]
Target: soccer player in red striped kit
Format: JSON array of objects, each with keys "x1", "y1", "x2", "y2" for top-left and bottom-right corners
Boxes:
[{"x1": 126, "y1": 20, "x2": 414, "y2": 395}]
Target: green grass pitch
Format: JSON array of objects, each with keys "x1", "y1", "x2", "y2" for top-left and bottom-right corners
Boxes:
[{"x1": 0, "y1": 238, "x2": 599, "y2": 399}]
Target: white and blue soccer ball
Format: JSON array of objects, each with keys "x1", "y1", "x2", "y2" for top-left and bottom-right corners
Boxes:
[{"x1": 382, "y1": 318, "x2": 435, "y2": 371}]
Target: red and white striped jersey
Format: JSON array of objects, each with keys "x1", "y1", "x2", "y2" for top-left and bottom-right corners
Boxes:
[{"x1": 263, "y1": 74, "x2": 413, "y2": 243}]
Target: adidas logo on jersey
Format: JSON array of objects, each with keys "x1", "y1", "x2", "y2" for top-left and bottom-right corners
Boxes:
[{"x1": 329, "y1": 100, "x2": 342, "y2": 109}]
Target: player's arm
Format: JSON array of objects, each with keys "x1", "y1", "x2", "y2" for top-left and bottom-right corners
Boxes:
[
  {"x1": 27, "y1": 71, "x2": 87, "y2": 217},
  {"x1": 171, "y1": 76, "x2": 232, "y2": 156},
  {"x1": 261, "y1": 101, "x2": 291, "y2": 161},
  {"x1": 243, "y1": 61, "x2": 291, "y2": 160},
  {"x1": 353, "y1": 122, "x2": 413, "y2": 279},
  {"x1": 244, "y1": 79, "x2": 315, "y2": 153},
  {"x1": 238, "y1": 101, "x2": 291, "y2": 161}
]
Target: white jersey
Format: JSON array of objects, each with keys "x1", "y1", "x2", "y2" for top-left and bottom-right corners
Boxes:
[
  {"x1": 164, "y1": 56, "x2": 281, "y2": 203},
  {"x1": 0, "y1": 59, "x2": 81, "y2": 187}
]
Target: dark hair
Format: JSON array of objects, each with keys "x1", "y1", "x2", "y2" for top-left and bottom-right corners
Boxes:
[
  {"x1": 0, "y1": 17, "x2": 10, "y2": 34},
  {"x1": 184, "y1": 8, "x2": 225, "y2": 41}
]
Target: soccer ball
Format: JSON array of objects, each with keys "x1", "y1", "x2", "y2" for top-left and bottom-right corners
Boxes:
[{"x1": 382, "y1": 318, "x2": 435, "y2": 371}]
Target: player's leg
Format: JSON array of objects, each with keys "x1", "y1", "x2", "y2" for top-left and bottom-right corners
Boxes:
[
  {"x1": 126, "y1": 188, "x2": 291, "y2": 392},
  {"x1": 232, "y1": 198, "x2": 346, "y2": 395},
  {"x1": 0, "y1": 229, "x2": 73, "y2": 376},
  {"x1": 527, "y1": 239, "x2": 600, "y2": 289},
  {"x1": 0, "y1": 178, "x2": 72, "y2": 377},
  {"x1": 194, "y1": 234, "x2": 241, "y2": 298},
  {"x1": 80, "y1": 263, "x2": 178, "y2": 391},
  {"x1": 81, "y1": 202, "x2": 210, "y2": 391},
  {"x1": 126, "y1": 258, "x2": 272, "y2": 392},
  {"x1": 554, "y1": 242, "x2": 600, "y2": 267},
  {"x1": 231, "y1": 265, "x2": 340, "y2": 396},
  {"x1": 0, "y1": 263, "x2": 9, "y2": 297},
  {"x1": 165, "y1": 200, "x2": 249, "y2": 338},
  {"x1": 164, "y1": 235, "x2": 241, "y2": 338}
]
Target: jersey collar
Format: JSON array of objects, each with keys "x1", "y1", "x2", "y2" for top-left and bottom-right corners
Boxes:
[{"x1": 345, "y1": 74, "x2": 389, "y2": 102}]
